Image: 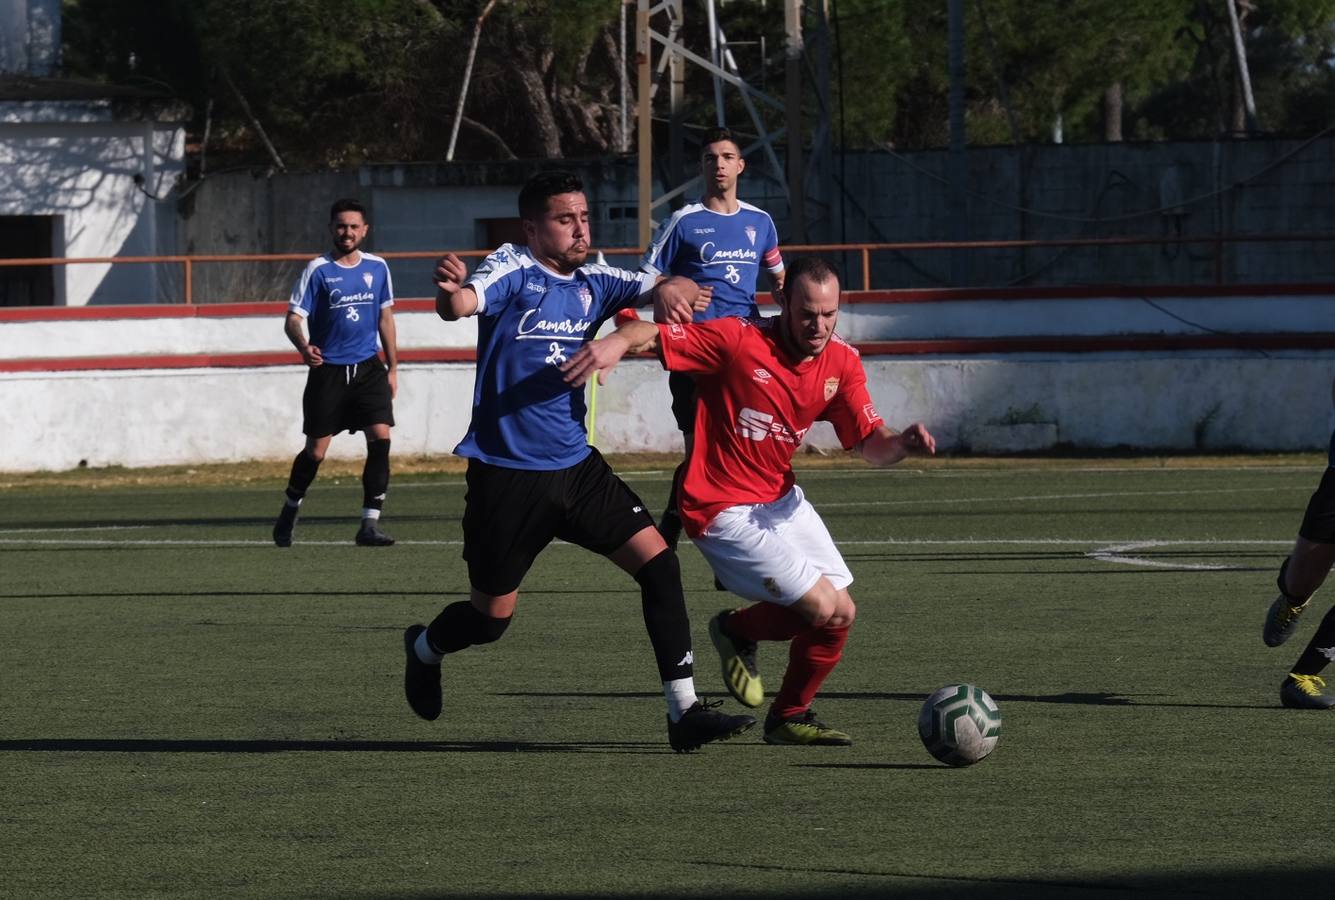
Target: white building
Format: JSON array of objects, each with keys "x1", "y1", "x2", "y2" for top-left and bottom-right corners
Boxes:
[{"x1": 0, "y1": 0, "x2": 186, "y2": 307}]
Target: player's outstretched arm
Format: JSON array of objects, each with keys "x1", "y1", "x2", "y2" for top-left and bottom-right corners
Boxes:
[
  {"x1": 651, "y1": 275, "x2": 708, "y2": 323},
  {"x1": 858, "y1": 422, "x2": 937, "y2": 467},
  {"x1": 434, "y1": 253, "x2": 478, "y2": 320},
  {"x1": 560, "y1": 319, "x2": 660, "y2": 387}
]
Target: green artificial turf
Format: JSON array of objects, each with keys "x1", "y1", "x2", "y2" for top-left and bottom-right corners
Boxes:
[{"x1": 2, "y1": 457, "x2": 1332, "y2": 898}]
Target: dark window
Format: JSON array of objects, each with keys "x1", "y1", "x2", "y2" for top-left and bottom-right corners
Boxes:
[
  {"x1": 0, "y1": 215, "x2": 58, "y2": 306},
  {"x1": 478, "y1": 217, "x2": 526, "y2": 249}
]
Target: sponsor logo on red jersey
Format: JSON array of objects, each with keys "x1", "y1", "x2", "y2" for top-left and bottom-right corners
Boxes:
[{"x1": 736, "y1": 407, "x2": 806, "y2": 444}]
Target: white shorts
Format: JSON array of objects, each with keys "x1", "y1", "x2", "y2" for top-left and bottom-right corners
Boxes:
[{"x1": 692, "y1": 485, "x2": 853, "y2": 606}]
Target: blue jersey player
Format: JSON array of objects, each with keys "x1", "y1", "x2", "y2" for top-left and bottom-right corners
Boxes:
[
  {"x1": 638, "y1": 127, "x2": 785, "y2": 548},
  {"x1": 273, "y1": 198, "x2": 398, "y2": 548},
  {"x1": 401, "y1": 171, "x2": 755, "y2": 751}
]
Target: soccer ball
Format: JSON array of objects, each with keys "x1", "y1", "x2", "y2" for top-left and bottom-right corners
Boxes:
[{"x1": 917, "y1": 683, "x2": 1002, "y2": 766}]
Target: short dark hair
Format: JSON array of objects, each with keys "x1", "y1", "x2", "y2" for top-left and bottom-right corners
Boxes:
[
  {"x1": 518, "y1": 171, "x2": 584, "y2": 220},
  {"x1": 329, "y1": 198, "x2": 367, "y2": 222},
  {"x1": 700, "y1": 127, "x2": 742, "y2": 154},
  {"x1": 785, "y1": 256, "x2": 840, "y2": 292}
]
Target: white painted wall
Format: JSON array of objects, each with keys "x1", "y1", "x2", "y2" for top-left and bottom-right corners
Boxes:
[
  {"x1": 5, "y1": 352, "x2": 1334, "y2": 473},
  {"x1": 0, "y1": 111, "x2": 185, "y2": 306},
  {"x1": 2, "y1": 363, "x2": 478, "y2": 471},
  {"x1": 0, "y1": 308, "x2": 475, "y2": 360},
  {"x1": 836, "y1": 293, "x2": 1335, "y2": 340},
  {"x1": 9, "y1": 289, "x2": 1330, "y2": 363},
  {"x1": 6, "y1": 292, "x2": 1334, "y2": 473}
]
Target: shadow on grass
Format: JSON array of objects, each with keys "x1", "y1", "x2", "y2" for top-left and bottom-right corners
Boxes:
[
  {"x1": 0, "y1": 738, "x2": 666, "y2": 755},
  {"x1": 0, "y1": 590, "x2": 461, "y2": 601},
  {"x1": 496, "y1": 690, "x2": 1273, "y2": 710},
  {"x1": 920, "y1": 568, "x2": 1272, "y2": 575},
  {"x1": 0, "y1": 514, "x2": 445, "y2": 530},
  {"x1": 335, "y1": 862, "x2": 1335, "y2": 899},
  {"x1": 793, "y1": 762, "x2": 945, "y2": 771}
]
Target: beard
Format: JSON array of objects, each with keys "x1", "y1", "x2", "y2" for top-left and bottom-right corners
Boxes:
[{"x1": 553, "y1": 243, "x2": 589, "y2": 272}]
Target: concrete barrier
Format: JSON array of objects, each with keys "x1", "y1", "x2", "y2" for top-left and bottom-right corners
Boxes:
[{"x1": 4, "y1": 289, "x2": 1334, "y2": 472}]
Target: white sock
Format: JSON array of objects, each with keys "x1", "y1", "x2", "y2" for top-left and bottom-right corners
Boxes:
[
  {"x1": 663, "y1": 677, "x2": 699, "y2": 722},
  {"x1": 361, "y1": 508, "x2": 381, "y2": 521},
  {"x1": 414, "y1": 630, "x2": 443, "y2": 664}
]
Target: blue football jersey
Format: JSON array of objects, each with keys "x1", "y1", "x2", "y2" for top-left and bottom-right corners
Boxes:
[
  {"x1": 640, "y1": 201, "x2": 783, "y2": 321},
  {"x1": 288, "y1": 253, "x2": 394, "y2": 365},
  {"x1": 454, "y1": 244, "x2": 655, "y2": 470}
]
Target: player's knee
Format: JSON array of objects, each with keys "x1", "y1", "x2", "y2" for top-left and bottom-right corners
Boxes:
[
  {"x1": 464, "y1": 595, "x2": 513, "y2": 643},
  {"x1": 795, "y1": 579, "x2": 842, "y2": 627},
  {"x1": 305, "y1": 445, "x2": 327, "y2": 464},
  {"x1": 825, "y1": 594, "x2": 856, "y2": 629},
  {"x1": 633, "y1": 547, "x2": 680, "y2": 594},
  {"x1": 800, "y1": 596, "x2": 836, "y2": 628}
]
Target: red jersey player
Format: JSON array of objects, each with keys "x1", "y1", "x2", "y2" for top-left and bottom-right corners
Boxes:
[{"x1": 562, "y1": 256, "x2": 936, "y2": 745}]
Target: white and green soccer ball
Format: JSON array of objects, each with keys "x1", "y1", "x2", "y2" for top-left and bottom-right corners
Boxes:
[{"x1": 917, "y1": 683, "x2": 1002, "y2": 766}]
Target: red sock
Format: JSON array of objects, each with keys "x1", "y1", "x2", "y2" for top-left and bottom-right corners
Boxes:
[
  {"x1": 725, "y1": 602, "x2": 807, "y2": 642},
  {"x1": 771, "y1": 624, "x2": 850, "y2": 720}
]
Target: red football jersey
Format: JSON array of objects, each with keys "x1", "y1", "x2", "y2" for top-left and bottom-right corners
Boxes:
[{"x1": 657, "y1": 316, "x2": 885, "y2": 537}]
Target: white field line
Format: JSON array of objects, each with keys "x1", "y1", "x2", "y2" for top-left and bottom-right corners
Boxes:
[
  {"x1": 0, "y1": 478, "x2": 1298, "y2": 571},
  {"x1": 0, "y1": 484, "x2": 1292, "y2": 535},
  {"x1": 1084, "y1": 539, "x2": 1289, "y2": 571},
  {"x1": 822, "y1": 486, "x2": 1282, "y2": 507},
  {"x1": 15, "y1": 463, "x2": 1316, "y2": 494},
  {"x1": 0, "y1": 533, "x2": 1291, "y2": 578}
]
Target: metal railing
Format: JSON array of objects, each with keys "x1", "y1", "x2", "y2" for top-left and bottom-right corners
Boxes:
[{"x1": 3, "y1": 233, "x2": 1335, "y2": 305}]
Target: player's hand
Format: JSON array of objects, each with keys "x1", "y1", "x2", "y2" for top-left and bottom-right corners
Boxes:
[
  {"x1": 303, "y1": 344, "x2": 324, "y2": 367},
  {"x1": 560, "y1": 334, "x2": 631, "y2": 387},
  {"x1": 652, "y1": 276, "x2": 701, "y2": 324},
  {"x1": 433, "y1": 253, "x2": 467, "y2": 294},
  {"x1": 387, "y1": 366, "x2": 398, "y2": 399},
  {"x1": 899, "y1": 422, "x2": 936, "y2": 456},
  {"x1": 692, "y1": 284, "x2": 713, "y2": 313}
]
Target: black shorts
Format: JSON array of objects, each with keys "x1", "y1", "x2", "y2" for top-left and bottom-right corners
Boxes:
[
  {"x1": 302, "y1": 356, "x2": 394, "y2": 437},
  {"x1": 1299, "y1": 466, "x2": 1335, "y2": 543},
  {"x1": 461, "y1": 449, "x2": 657, "y2": 596},
  {"x1": 669, "y1": 372, "x2": 697, "y2": 435}
]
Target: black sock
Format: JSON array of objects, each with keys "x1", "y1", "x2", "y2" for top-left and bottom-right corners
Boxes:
[
  {"x1": 285, "y1": 450, "x2": 321, "y2": 502},
  {"x1": 635, "y1": 549, "x2": 693, "y2": 682},
  {"x1": 425, "y1": 601, "x2": 511, "y2": 655},
  {"x1": 362, "y1": 439, "x2": 391, "y2": 511},
  {"x1": 1292, "y1": 605, "x2": 1335, "y2": 676}
]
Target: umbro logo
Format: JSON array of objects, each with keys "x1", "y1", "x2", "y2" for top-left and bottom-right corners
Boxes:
[
  {"x1": 1319, "y1": 645, "x2": 1335, "y2": 662},
  {"x1": 752, "y1": 368, "x2": 772, "y2": 384},
  {"x1": 677, "y1": 651, "x2": 694, "y2": 666}
]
